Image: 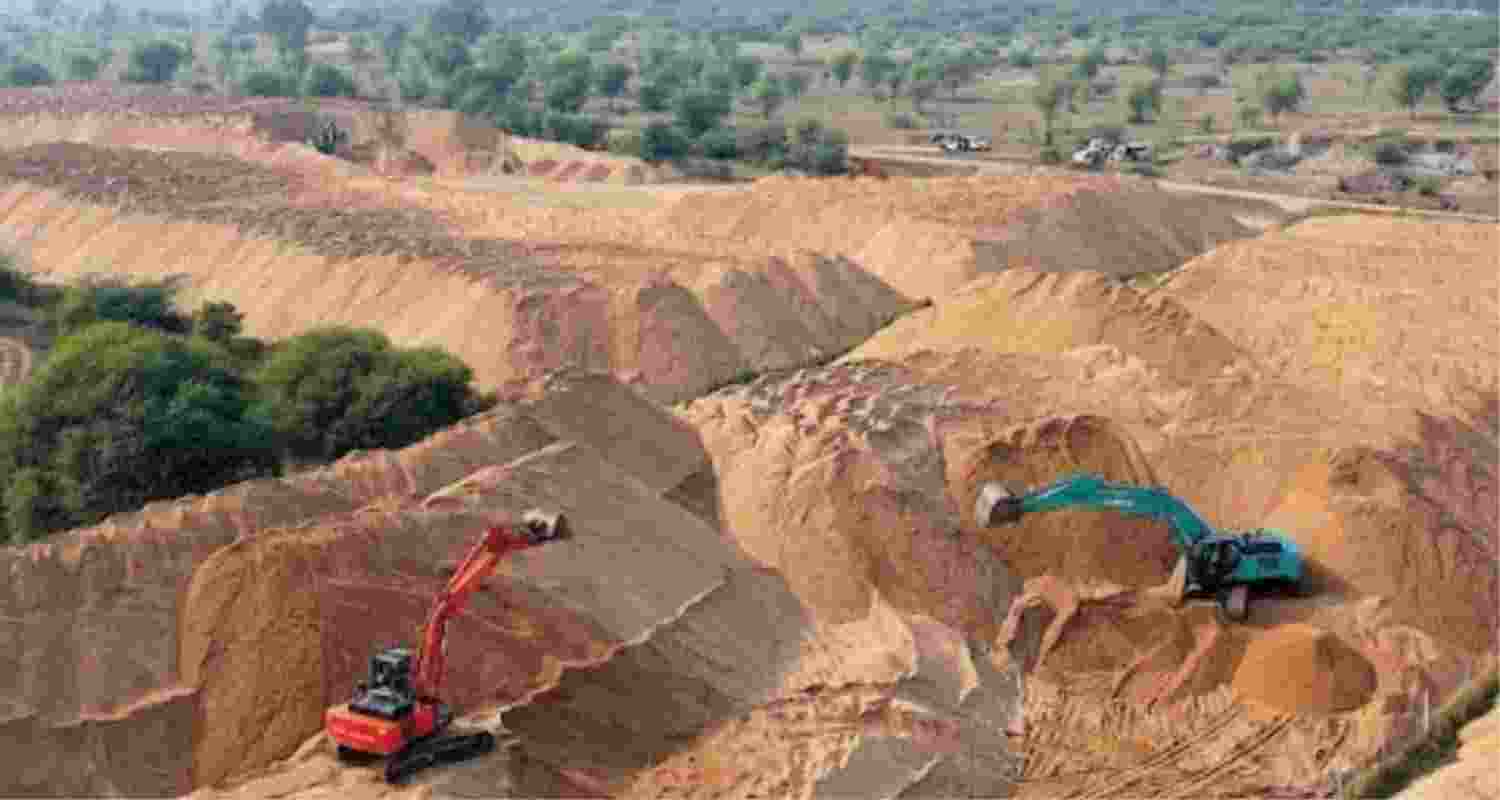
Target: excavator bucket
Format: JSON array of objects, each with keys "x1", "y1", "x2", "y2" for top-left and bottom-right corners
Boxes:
[
  {"x1": 975, "y1": 482, "x2": 1024, "y2": 527},
  {"x1": 521, "y1": 509, "x2": 571, "y2": 544}
]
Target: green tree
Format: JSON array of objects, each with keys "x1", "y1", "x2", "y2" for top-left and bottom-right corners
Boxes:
[
  {"x1": 860, "y1": 50, "x2": 896, "y2": 95},
  {"x1": 596, "y1": 62, "x2": 631, "y2": 112},
  {"x1": 191, "y1": 302, "x2": 244, "y2": 345},
  {"x1": 1146, "y1": 42, "x2": 1170, "y2": 79},
  {"x1": 1075, "y1": 44, "x2": 1106, "y2": 81},
  {"x1": 2, "y1": 61, "x2": 54, "y2": 88},
  {"x1": 784, "y1": 71, "x2": 811, "y2": 99},
  {"x1": 52, "y1": 280, "x2": 190, "y2": 335},
  {"x1": 638, "y1": 79, "x2": 671, "y2": 112},
  {"x1": 781, "y1": 29, "x2": 804, "y2": 59},
  {"x1": 1126, "y1": 79, "x2": 1161, "y2": 123},
  {"x1": 126, "y1": 40, "x2": 189, "y2": 84},
  {"x1": 302, "y1": 63, "x2": 357, "y2": 97},
  {"x1": 1439, "y1": 59, "x2": 1495, "y2": 112},
  {"x1": 241, "y1": 69, "x2": 297, "y2": 97},
  {"x1": 639, "y1": 120, "x2": 691, "y2": 161},
  {"x1": 0, "y1": 323, "x2": 276, "y2": 543},
  {"x1": 1258, "y1": 70, "x2": 1306, "y2": 122},
  {"x1": 731, "y1": 55, "x2": 763, "y2": 91},
  {"x1": 259, "y1": 0, "x2": 314, "y2": 70},
  {"x1": 1032, "y1": 69, "x2": 1073, "y2": 145},
  {"x1": 829, "y1": 50, "x2": 858, "y2": 88},
  {"x1": 1387, "y1": 61, "x2": 1444, "y2": 118},
  {"x1": 751, "y1": 76, "x2": 785, "y2": 118},
  {"x1": 673, "y1": 87, "x2": 732, "y2": 137},
  {"x1": 427, "y1": 0, "x2": 490, "y2": 45},
  {"x1": 65, "y1": 52, "x2": 104, "y2": 81},
  {"x1": 250, "y1": 327, "x2": 484, "y2": 462}
]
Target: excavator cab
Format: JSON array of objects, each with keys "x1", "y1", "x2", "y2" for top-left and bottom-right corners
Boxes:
[{"x1": 350, "y1": 648, "x2": 417, "y2": 721}]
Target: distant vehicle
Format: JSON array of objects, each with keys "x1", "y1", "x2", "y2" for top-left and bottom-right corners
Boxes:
[
  {"x1": 1073, "y1": 138, "x2": 1153, "y2": 168},
  {"x1": 932, "y1": 132, "x2": 991, "y2": 154}
]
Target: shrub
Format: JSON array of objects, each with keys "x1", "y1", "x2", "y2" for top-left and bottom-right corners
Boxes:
[
  {"x1": 301, "y1": 63, "x2": 356, "y2": 97},
  {"x1": 639, "y1": 120, "x2": 691, "y2": 162},
  {"x1": 886, "y1": 112, "x2": 920, "y2": 129},
  {"x1": 125, "y1": 40, "x2": 188, "y2": 84},
  {"x1": 240, "y1": 69, "x2": 297, "y2": 97},
  {"x1": 52, "y1": 279, "x2": 191, "y2": 336},
  {"x1": 1040, "y1": 144, "x2": 1064, "y2": 164},
  {"x1": 1413, "y1": 175, "x2": 1442, "y2": 196},
  {"x1": 2, "y1": 60, "x2": 54, "y2": 87},
  {"x1": 699, "y1": 127, "x2": 739, "y2": 160},
  {"x1": 250, "y1": 327, "x2": 487, "y2": 462},
  {"x1": 0, "y1": 322, "x2": 276, "y2": 543},
  {"x1": 606, "y1": 127, "x2": 642, "y2": 157}
]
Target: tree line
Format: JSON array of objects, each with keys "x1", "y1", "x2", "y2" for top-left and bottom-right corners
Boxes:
[{"x1": 0, "y1": 258, "x2": 491, "y2": 545}]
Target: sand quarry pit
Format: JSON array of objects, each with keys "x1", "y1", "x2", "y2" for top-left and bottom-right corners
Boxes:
[{"x1": 0, "y1": 97, "x2": 1494, "y2": 798}]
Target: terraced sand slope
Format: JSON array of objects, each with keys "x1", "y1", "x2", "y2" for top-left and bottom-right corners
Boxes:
[
  {"x1": 651, "y1": 174, "x2": 1253, "y2": 301},
  {"x1": 0, "y1": 144, "x2": 914, "y2": 404},
  {"x1": 1, "y1": 368, "x2": 1023, "y2": 800}
]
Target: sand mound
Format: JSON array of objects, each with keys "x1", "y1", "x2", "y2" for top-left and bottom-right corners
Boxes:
[
  {"x1": 653, "y1": 175, "x2": 1252, "y2": 300},
  {"x1": 1233, "y1": 624, "x2": 1376, "y2": 714},
  {"x1": 852, "y1": 269, "x2": 1249, "y2": 387},
  {"x1": 1165, "y1": 216, "x2": 1500, "y2": 419},
  {"x1": 0, "y1": 146, "x2": 915, "y2": 404},
  {"x1": 507, "y1": 136, "x2": 674, "y2": 184},
  {"x1": 683, "y1": 360, "x2": 1020, "y2": 639}
]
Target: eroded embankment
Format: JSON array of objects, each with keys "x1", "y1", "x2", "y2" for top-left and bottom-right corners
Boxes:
[{"x1": 0, "y1": 144, "x2": 916, "y2": 404}]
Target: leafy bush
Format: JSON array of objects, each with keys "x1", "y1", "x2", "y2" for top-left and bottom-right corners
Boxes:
[
  {"x1": 0, "y1": 252, "x2": 52, "y2": 307},
  {"x1": 240, "y1": 69, "x2": 297, "y2": 97},
  {"x1": 1008, "y1": 48, "x2": 1036, "y2": 68},
  {"x1": 737, "y1": 122, "x2": 788, "y2": 165},
  {"x1": 699, "y1": 127, "x2": 739, "y2": 160},
  {"x1": 639, "y1": 120, "x2": 691, "y2": 162},
  {"x1": 1039, "y1": 144, "x2": 1064, "y2": 164},
  {"x1": 64, "y1": 52, "x2": 104, "y2": 81},
  {"x1": 541, "y1": 113, "x2": 609, "y2": 149},
  {"x1": 251, "y1": 327, "x2": 488, "y2": 462},
  {"x1": 0, "y1": 323, "x2": 276, "y2": 543},
  {"x1": 52, "y1": 279, "x2": 191, "y2": 336},
  {"x1": 1413, "y1": 176, "x2": 1442, "y2": 196},
  {"x1": 2, "y1": 60, "x2": 54, "y2": 87},
  {"x1": 606, "y1": 127, "x2": 642, "y2": 157},
  {"x1": 125, "y1": 40, "x2": 188, "y2": 83},
  {"x1": 301, "y1": 63, "x2": 356, "y2": 98}
]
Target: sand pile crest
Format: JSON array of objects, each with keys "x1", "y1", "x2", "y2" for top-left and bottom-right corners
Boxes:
[
  {"x1": 1233, "y1": 624, "x2": 1376, "y2": 714},
  {"x1": 852, "y1": 269, "x2": 1249, "y2": 387},
  {"x1": 653, "y1": 176, "x2": 1253, "y2": 301}
]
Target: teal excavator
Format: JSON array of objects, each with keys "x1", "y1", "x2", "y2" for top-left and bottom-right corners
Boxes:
[{"x1": 974, "y1": 473, "x2": 1303, "y2": 622}]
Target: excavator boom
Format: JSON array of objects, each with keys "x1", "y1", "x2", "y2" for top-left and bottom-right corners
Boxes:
[
  {"x1": 973, "y1": 473, "x2": 1302, "y2": 621},
  {"x1": 976, "y1": 473, "x2": 1215, "y2": 551},
  {"x1": 326, "y1": 509, "x2": 571, "y2": 783}
]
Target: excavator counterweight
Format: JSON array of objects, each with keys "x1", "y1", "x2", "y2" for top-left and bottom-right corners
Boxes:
[{"x1": 325, "y1": 510, "x2": 571, "y2": 783}]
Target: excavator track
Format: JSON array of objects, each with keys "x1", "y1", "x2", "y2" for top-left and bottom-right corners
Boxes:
[{"x1": 384, "y1": 730, "x2": 497, "y2": 784}]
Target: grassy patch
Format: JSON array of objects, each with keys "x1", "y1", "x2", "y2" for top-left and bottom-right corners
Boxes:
[{"x1": 1341, "y1": 665, "x2": 1499, "y2": 799}]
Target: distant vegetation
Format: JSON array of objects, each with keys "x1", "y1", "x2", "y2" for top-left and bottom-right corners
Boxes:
[
  {"x1": 0, "y1": 255, "x2": 493, "y2": 545},
  {"x1": 1, "y1": 0, "x2": 1495, "y2": 176}
]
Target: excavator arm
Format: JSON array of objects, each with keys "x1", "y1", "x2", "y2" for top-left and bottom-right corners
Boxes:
[
  {"x1": 411, "y1": 511, "x2": 570, "y2": 703},
  {"x1": 974, "y1": 473, "x2": 1215, "y2": 553}
]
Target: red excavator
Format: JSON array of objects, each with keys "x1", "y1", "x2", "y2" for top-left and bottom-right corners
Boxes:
[{"x1": 325, "y1": 509, "x2": 571, "y2": 783}]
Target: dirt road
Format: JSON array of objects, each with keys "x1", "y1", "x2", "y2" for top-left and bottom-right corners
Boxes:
[{"x1": 849, "y1": 146, "x2": 1500, "y2": 224}]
